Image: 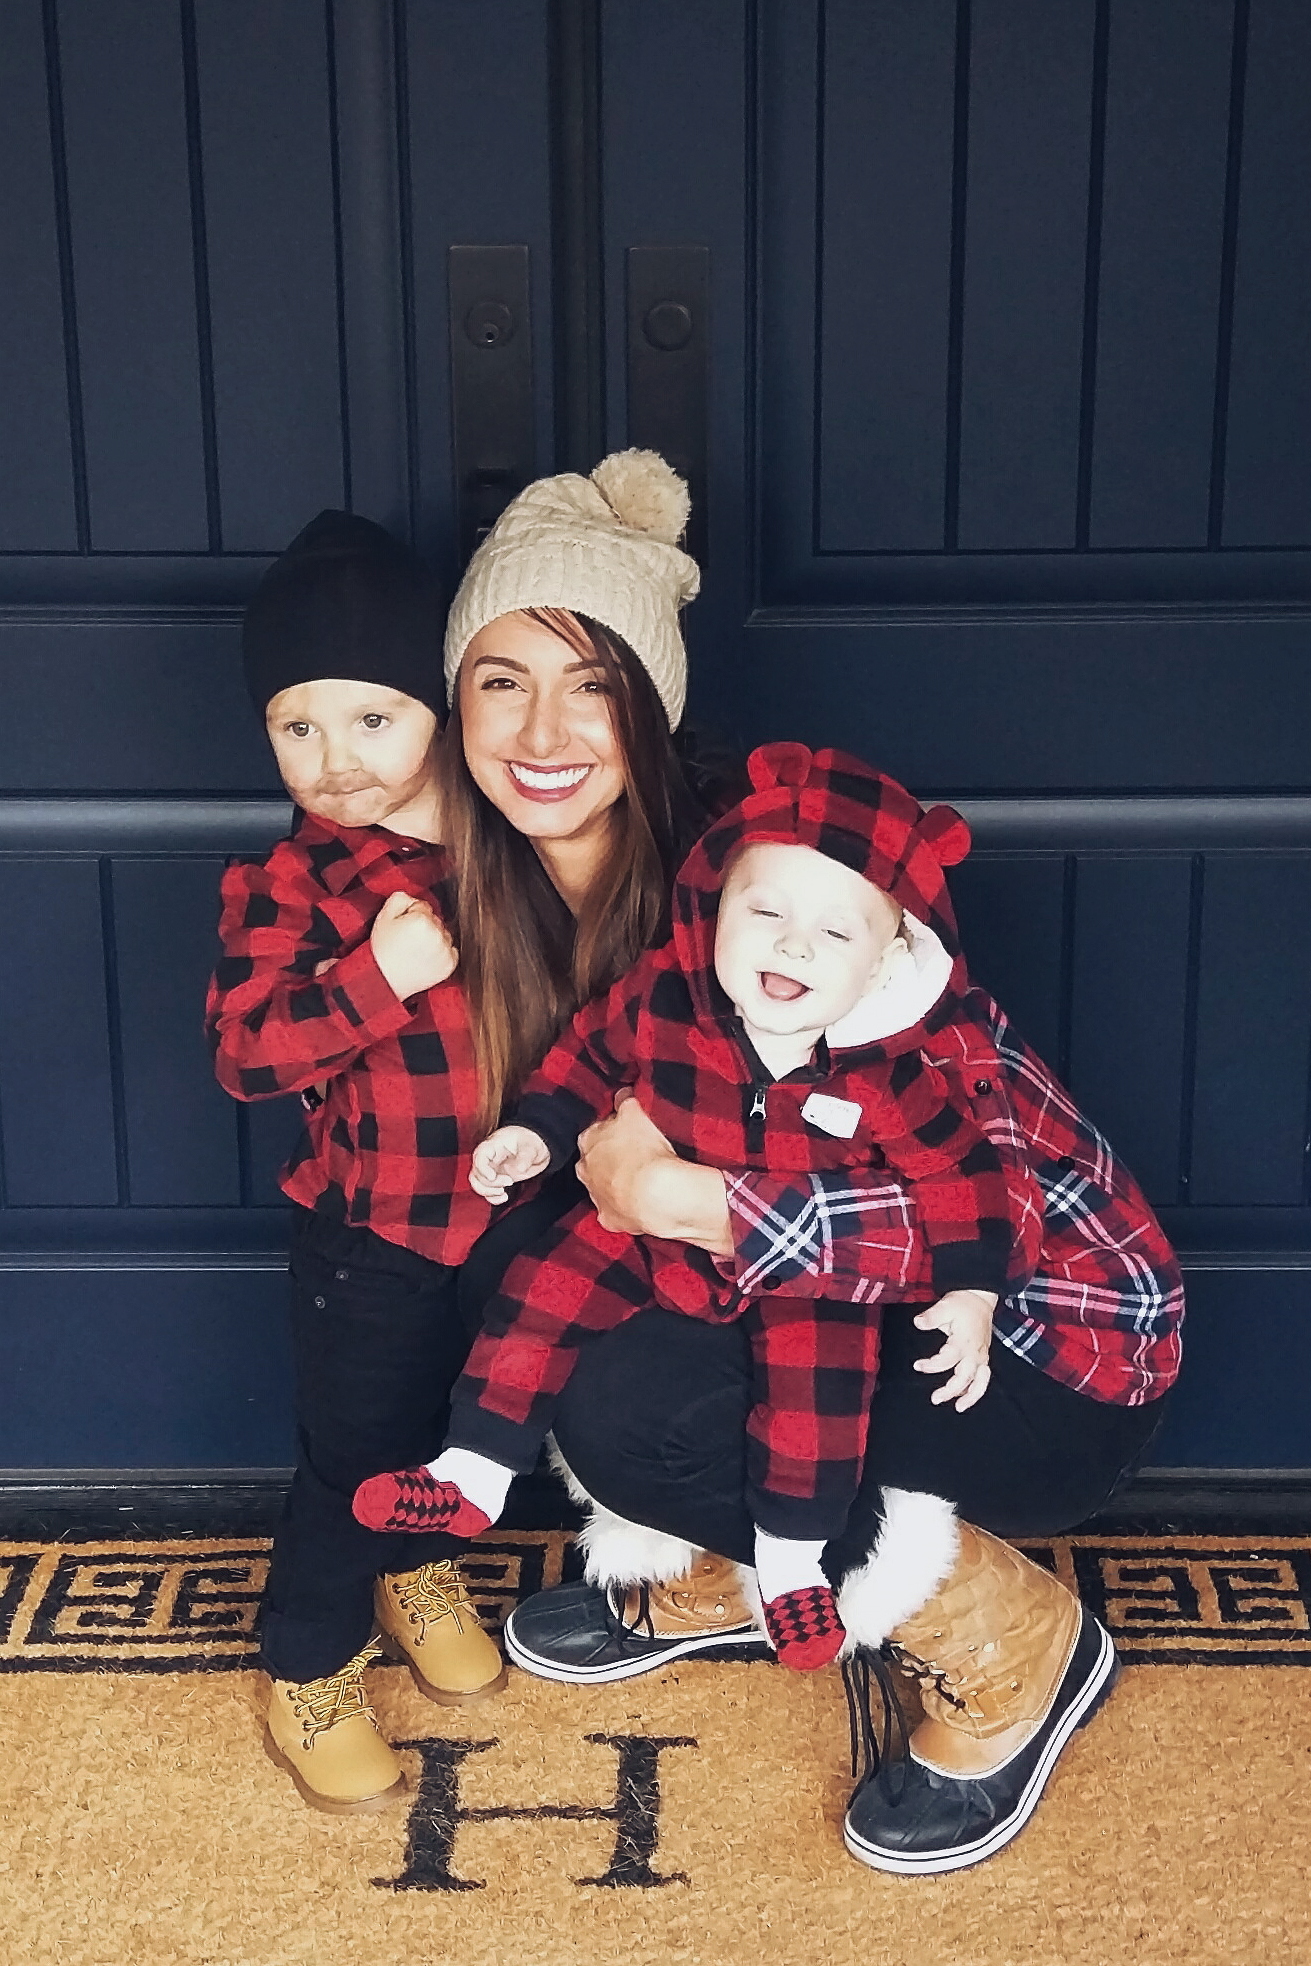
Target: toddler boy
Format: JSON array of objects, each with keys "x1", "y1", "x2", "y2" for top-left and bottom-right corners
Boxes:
[{"x1": 206, "y1": 509, "x2": 503, "y2": 1816}]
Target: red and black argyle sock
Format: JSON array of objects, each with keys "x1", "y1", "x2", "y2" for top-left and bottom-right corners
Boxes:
[
  {"x1": 351, "y1": 1467, "x2": 491, "y2": 1537},
  {"x1": 762, "y1": 1583, "x2": 846, "y2": 1671}
]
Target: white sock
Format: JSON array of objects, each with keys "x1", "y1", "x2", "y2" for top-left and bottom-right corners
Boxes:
[
  {"x1": 423, "y1": 1447, "x2": 515, "y2": 1524},
  {"x1": 753, "y1": 1528, "x2": 829, "y2": 1604}
]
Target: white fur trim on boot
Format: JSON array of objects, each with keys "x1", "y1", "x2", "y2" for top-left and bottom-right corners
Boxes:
[
  {"x1": 836, "y1": 1488, "x2": 961, "y2": 1655},
  {"x1": 546, "y1": 1439, "x2": 700, "y2": 1590}
]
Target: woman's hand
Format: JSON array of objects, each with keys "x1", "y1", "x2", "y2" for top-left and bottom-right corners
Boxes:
[
  {"x1": 913, "y1": 1289, "x2": 997, "y2": 1411},
  {"x1": 577, "y1": 1093, "x2": 734, "y2": 1256}
]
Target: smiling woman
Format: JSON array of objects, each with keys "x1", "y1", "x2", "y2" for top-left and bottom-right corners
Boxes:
[{"x1": 435, "y1": 445, "x2": 719, "y2": 1134}]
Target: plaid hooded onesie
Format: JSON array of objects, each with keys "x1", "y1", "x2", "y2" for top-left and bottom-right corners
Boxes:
[{"x1": 444, "y1": 744, "x2": 1045, "y2": 1542}]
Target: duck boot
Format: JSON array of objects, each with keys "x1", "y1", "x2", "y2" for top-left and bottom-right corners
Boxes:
[
  {"x1": 375, "y1": 1560, "x2": 508, "y2": 1704},
  {"x1": 843, "y1": 1523, "x2": 1118, "y2": 1875},
  {"x1": 504, "y1": 1549, "x2": 770, "y2": 1684},
  {"x1": 264, "y1": 1637, "x2": 407, "y2": 1815}
]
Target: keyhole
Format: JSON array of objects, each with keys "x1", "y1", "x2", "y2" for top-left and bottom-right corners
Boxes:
[{"x1": 465, "y1": 300, "x2": 516, "y2": 348}]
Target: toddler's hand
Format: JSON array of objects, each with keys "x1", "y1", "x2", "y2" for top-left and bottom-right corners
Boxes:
[
  {"x1": 913, "y1": 1289, "x2": 996, "y2": 1411},
  {"x1": 369, "y1": 890, "x2": 459, "y2": 1001},
  {"x1": 469, "y1": 1125, "x2": 551, "y2": 1203}
]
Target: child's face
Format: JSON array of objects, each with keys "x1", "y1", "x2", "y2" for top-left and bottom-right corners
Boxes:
[
  {"x1": 266, "y1": 678, "x2": 438, "y2": 831},
  {"x1": 715, "y1": 842, "x2": 902, "y2": 1040}
]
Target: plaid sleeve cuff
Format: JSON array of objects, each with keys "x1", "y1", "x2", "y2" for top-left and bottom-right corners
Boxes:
[
  {"x1": 724, "y1": 1170, "x2": 918, "y2": 1302},
  {"x1": 319, "y1": 939, "x2": 415, "y2": 1042}
]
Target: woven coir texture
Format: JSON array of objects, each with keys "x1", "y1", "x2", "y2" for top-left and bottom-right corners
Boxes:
[
  {"x1": 2, "y1": 1530, "x2": 1309, "y2": 1966},
  {"x1": 2, "y1": 1660, "x2": 1309, "y2": 1966}
]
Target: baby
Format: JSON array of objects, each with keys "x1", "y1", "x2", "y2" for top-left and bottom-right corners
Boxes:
[{"x1": 354, "y1": 744, "x2": 1042, "y2": 1668}]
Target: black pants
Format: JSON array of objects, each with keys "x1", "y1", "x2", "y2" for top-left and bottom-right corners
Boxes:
[
  {"x1": 262, "y1": 1177, "x2": 584, "y2": 1683},
  {"x1": 552, "y1": 1298, "x2": 1169, "y2": 1583}
]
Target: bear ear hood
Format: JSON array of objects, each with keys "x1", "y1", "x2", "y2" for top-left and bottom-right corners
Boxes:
[{"x1": 671, "y1": 743, "x2": 971, "y2": 1032}]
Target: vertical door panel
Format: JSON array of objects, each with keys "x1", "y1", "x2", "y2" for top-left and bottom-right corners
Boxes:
[
  {"x1": 57, "y1": 0, "x2": 210, "y2": 550},
  {"x1": 1222, "y1": 0, "x2": 1311, "y2": 546},
  {"x1": 403, "y1": 0, "x2": 555, "y2": 586},
  {"x1": 1066, "y1": 856, "x2": 1192, "y2": 1206},
  {"x1": 600, "y1": 0, "x2": 749, "y2": 672},
  {"x1": 194, "y1": 0, "x2": 345, "y2": 550},
  {"x1": 0, "y1": 860, "x2": 118, "y2": 1206},
  {"x1": 1089, "y1": 0, "x2": 1233, "y2": 546},
  {"x1": 0, "y1": 0, "x2": 79, "y2": 551},
  {"x1": 111, "y1": 858, "x2": 240, "y2": 1206},
  {"x1": 950, "y1": 856, "x2": 1067, "y2": 1070},
  {"x1": 1190, "y1": 854, "x2": 1311, "y2": 1205},
  {"x1": 817, "y1": 0, "x2": 957, "y2": 551},
  {"x1": 956, "y1": 0, "x2": 1096, "y2": 549}
]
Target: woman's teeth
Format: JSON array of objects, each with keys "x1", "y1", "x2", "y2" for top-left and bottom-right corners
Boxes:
[{"x1": 509, "y1": 763, "x2": 591, "y2": 790}]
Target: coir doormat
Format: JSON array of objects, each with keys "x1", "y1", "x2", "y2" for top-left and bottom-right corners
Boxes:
[
  {"x1": 2, "y1": 1530, "x2": 1309, "y2": 1966},
  {"x1": 2, "y1": 1529, "x2": 1308, "y2": 1673}
]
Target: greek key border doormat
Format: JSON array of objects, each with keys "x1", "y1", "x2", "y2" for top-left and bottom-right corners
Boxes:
[
  {"x1": 3, "y1": 1533, "x2": 1310, "y2": 1966},
  {"x1": 2, "y1": 1529, "x2": 1309, "y2": 1671}
]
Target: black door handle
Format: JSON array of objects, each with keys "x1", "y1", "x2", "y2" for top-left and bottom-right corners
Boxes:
[
  {"x1": 448, "y1": 245, "x2": 536, "y2": 564},
  {"x1": 626, "y1": 245, "x2": 709, "y2": 566}
]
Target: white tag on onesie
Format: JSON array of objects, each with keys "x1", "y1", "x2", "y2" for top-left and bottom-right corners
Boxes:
[{"x1": 801, "y1": 1092, "x2": 863, "y2": 1139}]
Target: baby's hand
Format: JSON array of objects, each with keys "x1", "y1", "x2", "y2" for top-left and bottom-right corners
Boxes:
[
  {"x1": 369, "y1": 890, "x2": 459, "y2": 1001},
  {"x1": 912, "y1": 1289, "x2": 996, "y2": 1411},
  {"x1": 469, "y1": 1125, "x2": 551, "y2": 1203}
]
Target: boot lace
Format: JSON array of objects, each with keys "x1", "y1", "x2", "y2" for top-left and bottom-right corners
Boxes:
[
  {"x1": 842, "y1": 1643, "x2": 956, "y2": 1809},
  {"x1": 603, "y1": 1581, "x2": 658, "y2": 1652},
  {"x1": 291, "y1": 1638, "x2": 384, "y2": 1744},
  {"x1": 885, "y1": 1637, "x2": 971, "y2": 1713},
  {"x1": 394, "y1": 1561, "x2": 471, "y2": 1636}
]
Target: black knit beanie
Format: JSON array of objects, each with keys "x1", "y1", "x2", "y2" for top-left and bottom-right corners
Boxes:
[{"x1": 242, "y1": 509, "x2": 445, "y2": 718}]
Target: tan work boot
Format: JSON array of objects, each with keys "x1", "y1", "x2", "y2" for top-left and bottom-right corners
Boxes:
[
  {"x1": 843, "y1": 1523, "x2": 1118, "y2": 1873},
  {"x1": 375, "y1": 1560, "x2": 507, "y2": 1704},
  {"x1": 264, "y1": 1637, "x2": 407, "y2": 1815},
  {"x1": 504, "y1": 1548, "x2": 771, "y2": 1683}
]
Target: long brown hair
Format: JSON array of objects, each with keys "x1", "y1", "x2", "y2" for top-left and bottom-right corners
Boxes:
[{"x1": 440, "y1": 610, "x2": 717, "y2": 1128}]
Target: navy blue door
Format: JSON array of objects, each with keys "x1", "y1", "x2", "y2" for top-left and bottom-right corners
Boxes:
[{"x1": 2, "y1": 2, "x2": 1309, "y2": 1478}]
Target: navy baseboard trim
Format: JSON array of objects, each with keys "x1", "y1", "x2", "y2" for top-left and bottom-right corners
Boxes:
[
  {"x1": 0, "y1": 1465, "x2": 584, "y2": 1539},
  {"x1": 0, "y1": 1467, "x2": 1305, "y2": 1540}
]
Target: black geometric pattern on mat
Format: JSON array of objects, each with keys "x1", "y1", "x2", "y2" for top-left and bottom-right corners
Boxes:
[
  {"x1": 1016, "y1": 1538, "x2": 1311, "y2": 1666},
  {"x1": 376, "y1": 1734, "x2": 697, "y2": 1892},
  {"x1": 1, "y1": 1532, "x2": 1308, "y2": 1672},
  {"x1": 0, "y1": 1533, "x2": 575, "y2": 1675}
]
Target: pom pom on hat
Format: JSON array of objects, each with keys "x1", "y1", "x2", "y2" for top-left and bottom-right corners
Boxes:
[
  {"x1": 591, "y1": 449, "x2": 691, "y2": 544},
  {"x1": 443, "y1": 450, "x2": 700, "y2": 726}
]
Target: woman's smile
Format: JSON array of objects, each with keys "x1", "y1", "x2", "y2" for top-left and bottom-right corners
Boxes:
[{"x1": 505, "y1": 760, "x2": 596, "y2": 800}]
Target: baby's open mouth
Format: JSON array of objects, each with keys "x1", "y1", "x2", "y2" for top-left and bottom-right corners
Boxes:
[{"x1": 759, "y1": 971, "x2": 810, "y2": 1003}]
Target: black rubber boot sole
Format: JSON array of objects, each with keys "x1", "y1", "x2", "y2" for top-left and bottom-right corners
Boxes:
[
  {"x1": 504, "y1": 1582, "x2": 770, "y2": 1685},
  {"x1": 843, "y1": 1608, "x2": 1119, "y2": 1876}
]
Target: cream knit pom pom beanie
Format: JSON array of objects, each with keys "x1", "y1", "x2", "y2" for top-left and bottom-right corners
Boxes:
[{"x1": 443, "y1": 449, "x2": 700, "y2": 728}]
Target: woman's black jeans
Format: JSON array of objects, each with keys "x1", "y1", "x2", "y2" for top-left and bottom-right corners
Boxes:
[{"x1": 551, "y1": 1297, "x2": 1169, "y2": 1583}]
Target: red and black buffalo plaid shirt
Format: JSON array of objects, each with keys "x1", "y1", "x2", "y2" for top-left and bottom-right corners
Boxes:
[
  {"x1": 205, "y1": 812, "x2": 489, "y2": 1266},
  {"x1": 514, "y1": 941, "x2": 1043, "y2": 1312}
]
